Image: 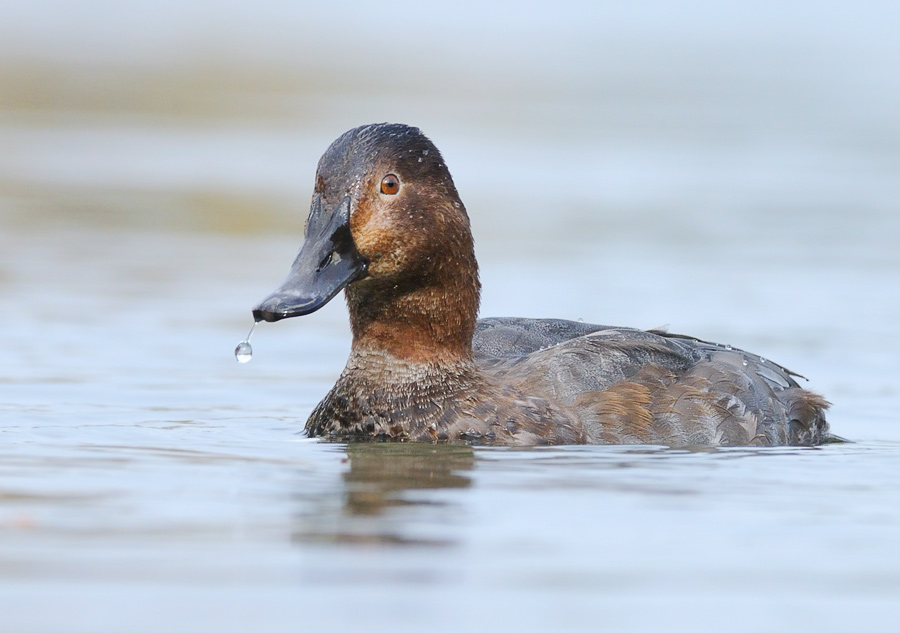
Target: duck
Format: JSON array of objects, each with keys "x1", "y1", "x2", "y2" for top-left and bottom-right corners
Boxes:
[{"x1": 252, "y1": 123, "x2": 830, "y2": 447}]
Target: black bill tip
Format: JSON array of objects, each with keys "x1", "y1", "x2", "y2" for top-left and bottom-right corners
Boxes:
[{"x1": 252, "y1": 292, "x2": 326, "y2": 323}]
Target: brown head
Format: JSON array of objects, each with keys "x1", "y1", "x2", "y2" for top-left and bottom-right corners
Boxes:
[{"x1": 253, "y1": 123, "x2": 481, "y2": 363}]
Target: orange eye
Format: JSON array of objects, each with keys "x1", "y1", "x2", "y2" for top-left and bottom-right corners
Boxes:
[{"x1": 380, "y1": 174, "x2": 400, "y2": 195}]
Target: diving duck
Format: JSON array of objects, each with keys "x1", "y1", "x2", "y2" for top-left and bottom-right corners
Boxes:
[{"x1": 252, "y1": 123, "x2": 830, "y2": 446}]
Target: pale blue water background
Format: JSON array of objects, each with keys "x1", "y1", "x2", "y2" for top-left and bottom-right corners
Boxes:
[{"x1": 2, "y1": 2, "x2": 899, "y2": 631}]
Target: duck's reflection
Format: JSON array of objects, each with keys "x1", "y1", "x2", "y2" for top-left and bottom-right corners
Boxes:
[{"x1": 292, "y1": 442, "x2": 475, "y2": 547}]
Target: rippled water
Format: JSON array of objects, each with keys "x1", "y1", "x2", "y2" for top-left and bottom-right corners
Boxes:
[
  {"x1": 3, "y1": 213, "x2": 899, "y2": 632},
  {"x1": 3, "y1": 2, "x2": 900, "y2": 632}
]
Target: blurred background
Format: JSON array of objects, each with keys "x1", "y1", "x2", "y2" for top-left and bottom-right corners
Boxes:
[
  {"x1": 4, "y1": 1, "x2": 898, "y2": 236},
  {"x1": 2, "y1": 2, "x2": 900, "y2": 632}
]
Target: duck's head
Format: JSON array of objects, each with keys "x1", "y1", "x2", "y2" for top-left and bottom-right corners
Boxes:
[{"x1": 253, "y1": 124, "x2": 479, "y2": 341}]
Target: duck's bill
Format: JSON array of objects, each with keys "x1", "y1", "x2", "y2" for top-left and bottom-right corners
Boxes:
[{"x1": 252, "y1": 196, "x2": 368, "y2": 323}]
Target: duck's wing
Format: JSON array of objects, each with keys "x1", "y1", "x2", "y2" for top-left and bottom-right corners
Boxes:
[
  {"x1": 474, "y1": 317, "x2": 617, "y2": 358},
  {"x1": 476, "y1": 318, "x2": 712, "y2": 397},
  {"x1": 475, "y1": 318, "x2": 830, "y2": 446}
]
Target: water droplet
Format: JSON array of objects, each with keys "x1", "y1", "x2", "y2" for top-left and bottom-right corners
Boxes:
[
  {"x1": 417, "y1": 157, "x2": 423, "y2": 163},
  {"x1": 725, "y1": 344, "x2": 733, "y2": 350},
  {"x1": 234, "y1": 322, "x2": 256, "y2": 363},
  {"x1": 234, "y1": 340, "x2": 253, "y2": 363},
  {"x1": 742, "y1": 358, "x2": 749, "y2": 367},
  {"x1": 759, "y1": 357, "x2": 766, "y2": 364}
]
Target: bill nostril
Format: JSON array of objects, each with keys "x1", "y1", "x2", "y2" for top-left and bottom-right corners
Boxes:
[
  {"x1": 317, "y1": 252, "x2": 333, "y2": 272},
  {"x1": 317, "y1": 251, "x2": 343, "y2": 272}
]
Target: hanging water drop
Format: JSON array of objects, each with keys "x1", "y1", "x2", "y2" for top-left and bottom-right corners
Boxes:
[
  {"x1": 724, "y1": 344, "x2": 733, "y2": 351},
  {"x1": 234, "y1": 340, "x2": 253, "y2": 363},
  {"x1": 234, "y1": 322, "x2": 257, "y2": 363}
]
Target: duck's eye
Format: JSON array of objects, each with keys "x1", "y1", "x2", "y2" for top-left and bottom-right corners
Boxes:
[{"x1": 380, "y1": 174, "x2": 400, "y2": 195}]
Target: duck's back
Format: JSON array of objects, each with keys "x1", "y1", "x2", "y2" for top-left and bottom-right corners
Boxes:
[{"x1": 473, "y1": 318, "x2": 830, "y2": 446}]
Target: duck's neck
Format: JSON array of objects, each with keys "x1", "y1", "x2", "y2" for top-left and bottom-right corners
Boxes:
[{"x1": 344, "y1": 250, "x2": 480, "y2": 368}]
